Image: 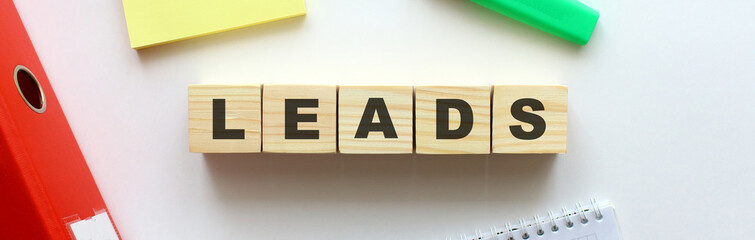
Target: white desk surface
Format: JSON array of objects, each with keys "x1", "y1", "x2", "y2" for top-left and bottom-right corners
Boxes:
[{"x1": 15, "y1": 0, "x2": 754, "y2": 239}]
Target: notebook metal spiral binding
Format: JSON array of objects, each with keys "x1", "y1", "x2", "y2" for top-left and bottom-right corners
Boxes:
[{"x1": 450, "y1": 198, "x2": 605, "y2": 240}]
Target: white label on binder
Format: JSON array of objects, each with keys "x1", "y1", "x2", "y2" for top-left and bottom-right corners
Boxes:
[{"x1": 69, "y1": 212, "x2": 119, "y2": 240}]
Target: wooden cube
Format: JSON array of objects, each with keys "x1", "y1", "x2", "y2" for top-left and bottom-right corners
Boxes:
[
  {"x1": 415, "y1": 86, "x2": 491, "y2": 154},
  {"x1": 338, "y1": 86, "x2": 413, "y2": 154},
  {"x1": 188, "y1": 84, "x2": 261, "y2": 153},
  {"x1": 492, "y1": 85, "x2": 567, "y2": 153},
  {"x1": 262, "y1": 85, "x2": 337, "y2": 153}
]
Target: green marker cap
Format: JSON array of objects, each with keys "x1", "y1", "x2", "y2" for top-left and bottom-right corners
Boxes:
[{"x1": 472, "y1": 0, "x2": 599, "y2": 45}]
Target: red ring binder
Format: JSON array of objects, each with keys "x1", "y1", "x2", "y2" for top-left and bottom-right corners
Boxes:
[{"x1": 0, "y1": 0, "x2": 120, "y2": 238}]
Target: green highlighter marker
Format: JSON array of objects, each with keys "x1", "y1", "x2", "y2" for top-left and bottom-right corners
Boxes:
[{"x1": 471, "y1": 0, "x2": 599, "y2": 45}]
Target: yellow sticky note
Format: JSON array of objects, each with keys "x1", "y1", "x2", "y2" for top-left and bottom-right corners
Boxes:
[{"x1": 122, "y1": 0, "x2": 306, "y2": 49}]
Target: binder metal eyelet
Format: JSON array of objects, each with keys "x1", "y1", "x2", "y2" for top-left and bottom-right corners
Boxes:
[{"x1": 13, "y1": 65, "x2": 46, "y2": 114}]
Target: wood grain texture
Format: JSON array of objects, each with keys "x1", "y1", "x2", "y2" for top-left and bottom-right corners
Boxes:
[
  {"x1": 262, "y1": 84, "x2": 337, "y2": 153},
  {"x1": 415, "y1": 86, "x2": 491, "y2": 154},
  {"x1": 188, "y1": 84, "x2": 261, "y2": 153},
  {"x1": 492, "y1": 85, "x2": 567, "y2": 153},
  {"x1": 338, "y1": 86, "x2": 413, "y2": 154}
]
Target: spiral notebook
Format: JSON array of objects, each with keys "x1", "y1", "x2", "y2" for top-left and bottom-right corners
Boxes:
[{"x1": 453, "y1": 199, "x2": 621, "y2": 240}]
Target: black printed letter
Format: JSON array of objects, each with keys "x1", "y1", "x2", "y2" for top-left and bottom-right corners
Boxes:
[
  {"x1": 355, "y1": 98, "x2": 398, "y2": 139},
  {"x1": 436, "y1": 99, "x2": 473, "y2": 139},
  {"x1": 509, "y1": 98, "x2": 546, "y2": 140},
  {"x1": 285, "y1": 99, "x2": 319, "y2": 139},
  {"x1": 212, "y1": 99, "x2": 245, "y2": 139}
]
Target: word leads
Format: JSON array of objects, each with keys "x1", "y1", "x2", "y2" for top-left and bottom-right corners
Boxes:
[{"x1": 188, "y1": 84, "x2": 568, "y2": 154}]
